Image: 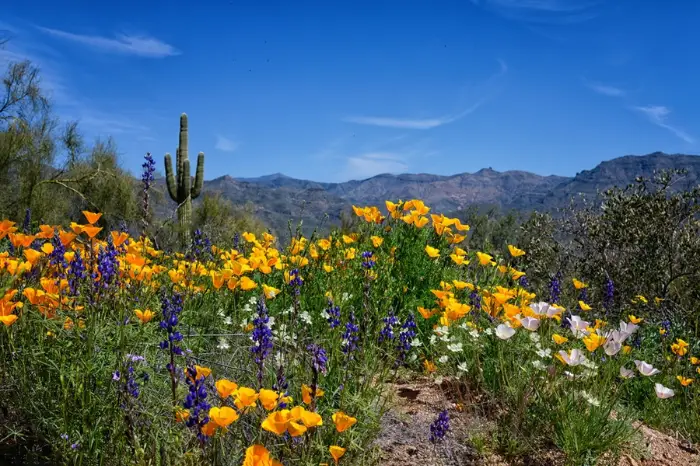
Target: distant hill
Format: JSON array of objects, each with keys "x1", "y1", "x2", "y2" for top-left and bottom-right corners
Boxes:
[{"x1": 153, "y1": 152, "x2": 700, "y2": 238}]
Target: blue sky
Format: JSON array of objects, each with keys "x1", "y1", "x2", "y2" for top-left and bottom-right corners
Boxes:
[{"x1": 1, "y1": 0, "x2": 698, "y2": 182}]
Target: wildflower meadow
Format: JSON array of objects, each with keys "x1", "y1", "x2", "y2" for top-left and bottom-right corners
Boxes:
[{"x1": 1, "y1": 173, "x2": 699, "y2": 465}]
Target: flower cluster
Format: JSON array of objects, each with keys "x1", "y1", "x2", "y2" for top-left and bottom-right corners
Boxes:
[
  {"x1": 548, "y1": 272, "x2": 562, "y2": 304},
  {"x1": 159, "y1": 291, "x2": 184, "y2": 360},
  {"x1": 288, "y1": 268, "x2": 303, "y2": 295},
  {"x1": 68, "y1": 249, "x2": 86, "y2": 296},
  {"x1": 429, "y1": 410, "x2": 450, "y2": 443},
  {"x1": 307, "y1": 343, "x2": 328, "y2": 375},
  {"x1": 396, "y1": 313, "x2": 417, "y2": 364},
  {"x1": 361, "y1": 250, "x2": 376, "y2": 269},
  {"x1": 378, "y1": 311, "x2": 399, "y2": 343},
  {"x1": 342, "y1": 312, "x2": 360, "y2": 357},
  {"x1": 95, "y1": 238, "x2": 119, "y2": 289},
  {"x1": 48, "y1": 233, "x2": 68, "y2": 277},
  {"x1": 141, "y1": 152, "x2": 156, "y2": 219},
  {"x1": 189, "y1": 229, "x2": 212, "y2": 262},
  {"x1": 469, "y1": 291, "x2": 481, "y2": 311},
  {"x1": 251, "y1": 295, "x2": 273, "y2": 384},
  {"x1": 325, "y1": 298, "x2": 341, "y2": 329},
  {"x1": 183, "y1": 366, "x2": 211, "y2": 443},
  {"x1": 115, "y1": 354, "x2": 146, "y2": 400}
]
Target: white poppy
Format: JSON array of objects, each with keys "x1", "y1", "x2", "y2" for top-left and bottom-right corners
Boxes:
[
  {"x1": 654, "y1": 383, "x2": 674, "y2": 399},
  {"x1": 495, "y1": 323, "x2": 516, "y2": 340},
  {"x1": 619, "y1": 366, "x2": 635, "y2": 379},
  {"x1": 567, "y1": 315, "x2": 590, "y2": 338},
  {"x1": 558, "y1": 349, "x2": 586, "y2": 366},
  {"x1": 619, "y1": 321, "x2": 639, "y2": 336},
  {"x1": 528, "y1": 302, "x2": 550, "y2": 316},
  {"x1": 519, "y1": 316, "x2": 541, "y2": 331},
  {"x1": 603, "y1": 340, "x2": 622, "y2": 356},
  {"x1": 634, "y1": 360, "x2": 661, "y2": 376}
]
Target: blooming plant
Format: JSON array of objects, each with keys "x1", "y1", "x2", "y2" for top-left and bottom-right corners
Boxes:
[{"x1": 0, "y1": 201, "x2": 697, "y2": 466}]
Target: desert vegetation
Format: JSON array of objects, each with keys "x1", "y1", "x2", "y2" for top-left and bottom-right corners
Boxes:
[{"x1": 1, "y1": 51, "x2": 699, "y2": 466}]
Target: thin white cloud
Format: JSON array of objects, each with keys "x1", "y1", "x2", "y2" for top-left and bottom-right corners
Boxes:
[
  {"x1": 633, "y1": 105, "x2": 694, "y2": 144},
  {"x1": 344, "y1": 152, "x2": 408, "y2": 180},
  {"x1": 37, "y1": 26, "x2": 179, "y2": 58},
  {"x1": 1, "y1": 26, "x2": 155, "y2": 142},
  {"x1": 473, "y1": 0, "x2": 603, "y2": 23},
  {"x1": 344, "y1": 59, "x2": 506, "y2": 130},
  {"x1": 585, "y1": 81, "x2": 625, "y2": 97},
  {"x1": 477, "y1": 0, "x2": 597, "y2": 12},
  {"x1": 215, "y1": 135, "x2": 238, "y2": 152},
  {"x1": 343, "y1": 109, "x2": 477, "y2": 130}
]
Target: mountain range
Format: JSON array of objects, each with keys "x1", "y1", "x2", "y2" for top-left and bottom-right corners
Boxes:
[{"x1": 159, "y1": 152, "x2": 700, "y2": 237}]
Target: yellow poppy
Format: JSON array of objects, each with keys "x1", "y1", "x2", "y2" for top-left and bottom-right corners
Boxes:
[
  {"x1": 209, "y1": 406, "x2": 239, "y2": 427},
  {"x1": 332, "y1": 411, "x2": 357, "y2": 433},
  {"x1": 134, "y1": 309, "x2": 154, "y2": 324},
  {"x1": 82, "y1": 211, "x2": 102, "y2": 224},
  {"x1": 330, "y1": 445, "x2": 347, "y2": 464}
]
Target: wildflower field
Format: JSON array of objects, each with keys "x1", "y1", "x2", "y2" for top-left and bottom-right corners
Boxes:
[{"x1": 1, "y1": 193, "x2": 699, "y2": 466}]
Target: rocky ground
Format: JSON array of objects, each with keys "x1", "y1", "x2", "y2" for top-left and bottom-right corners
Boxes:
[{"x1": 375, "y1": 377, "x2": 700, "y2": 466}]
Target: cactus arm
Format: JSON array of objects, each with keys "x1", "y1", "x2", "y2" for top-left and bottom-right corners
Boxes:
[
  {"x1": 191, "y1": 152, "x2": 205, "y2": 199},
  {"x1": 164, "y1": 153, "x2": 179, "y2": 201}
]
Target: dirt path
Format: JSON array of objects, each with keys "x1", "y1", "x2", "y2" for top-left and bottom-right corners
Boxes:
[{"x1": 375, "y1": 377, "x2": 699, "y2": 466}]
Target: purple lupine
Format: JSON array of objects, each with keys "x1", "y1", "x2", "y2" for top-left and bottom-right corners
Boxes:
[
  {"x1": 141, "y1": 152, "x2": 156, "y2": 217},
  {"x1": 68, "y1": 249, "x2": 86, "y2": 296},
  {"x1": 378, "y1": 311, "x2": 399, "y2": 343},
  {"x1": 183, "y1": 365, "x2": 211, "y2": 443},
  {"x1": 188, "y1": 229, "x2": 212, "y2": 262},
  {"x1": 22, "y1": 208, "x2": 31, "y2": 233},
  {"x1": 307, "y1": 344, "x2": 328, "y2": 375},
  {"x1": 251, "y1": 295, "x2": 273, "y2": 385},
  {"x1": 117, "y1": 354, "x2": 145, "y2": 400},
  {"x1": 429, "y1": 410, "x2": 450, "y2": 443},
  {"x1": 660, "y1": 320, "x2": 671, "y2": 338},
  {"x1": 361, "y1": 251, "x2": 376, "y2": 269},
  {"x1": 548, "y1": 272, "x2": 562, "y2": 304},
  {"x1": 396, "y1": 313, "x2": 417, "y2": 365},
  {"x1": 603, "y1": 278, "x2": 614, "y2": 313},
  {"x1": 48, "y1": 233, "x2": 68, "y2": 277},
  {"x1": 273, "y1": 365, "x2": 290, "y2": 408},
  {"x1": 469, "y1": 291, "x2": 481, "y2": 311},
  {"x1": 288, "y1": 268, "x2": 303, "y2": 296},
  {"x1": 159, "y1": 290, "x2": 185, "y2": 389},
  {"x1": 95, "y1": 237, "x2": 119, "y2": 289},
  {"x1": 307, "y1": 343, "x2": 327, "y2": 411},
  {"x1": 518, "y1": 276, "x2": 529, "y2": 289},
  {"x1": 325, "y1": 299, "x2": 341, "y2": 329},
  {"x1": 342, "y1": 312, "x2": 360, "y2": 357}
]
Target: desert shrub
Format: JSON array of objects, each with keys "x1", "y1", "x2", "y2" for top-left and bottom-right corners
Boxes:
[
  {"x1": 192, "y1": 194, "x2": 267, "y2": 249},
  {"x1": 560, "y1": 170, "x2": 700, "y2": 326}
]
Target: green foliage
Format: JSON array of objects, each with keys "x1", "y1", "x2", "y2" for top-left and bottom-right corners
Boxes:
[
  {"x1": 192, "y1": 194, "x2": 267, "y2": 248},
  {"x1": 561, "y1": 170, "x2": 700, "y2": 322},
  {"x1": 0, "y1": 58, "x2": 139, "y2": 231}
]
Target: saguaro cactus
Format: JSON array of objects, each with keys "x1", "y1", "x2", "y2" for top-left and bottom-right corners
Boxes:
[{"x1": 164, "y1": 113, "x2": 205, "y2": 246}]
